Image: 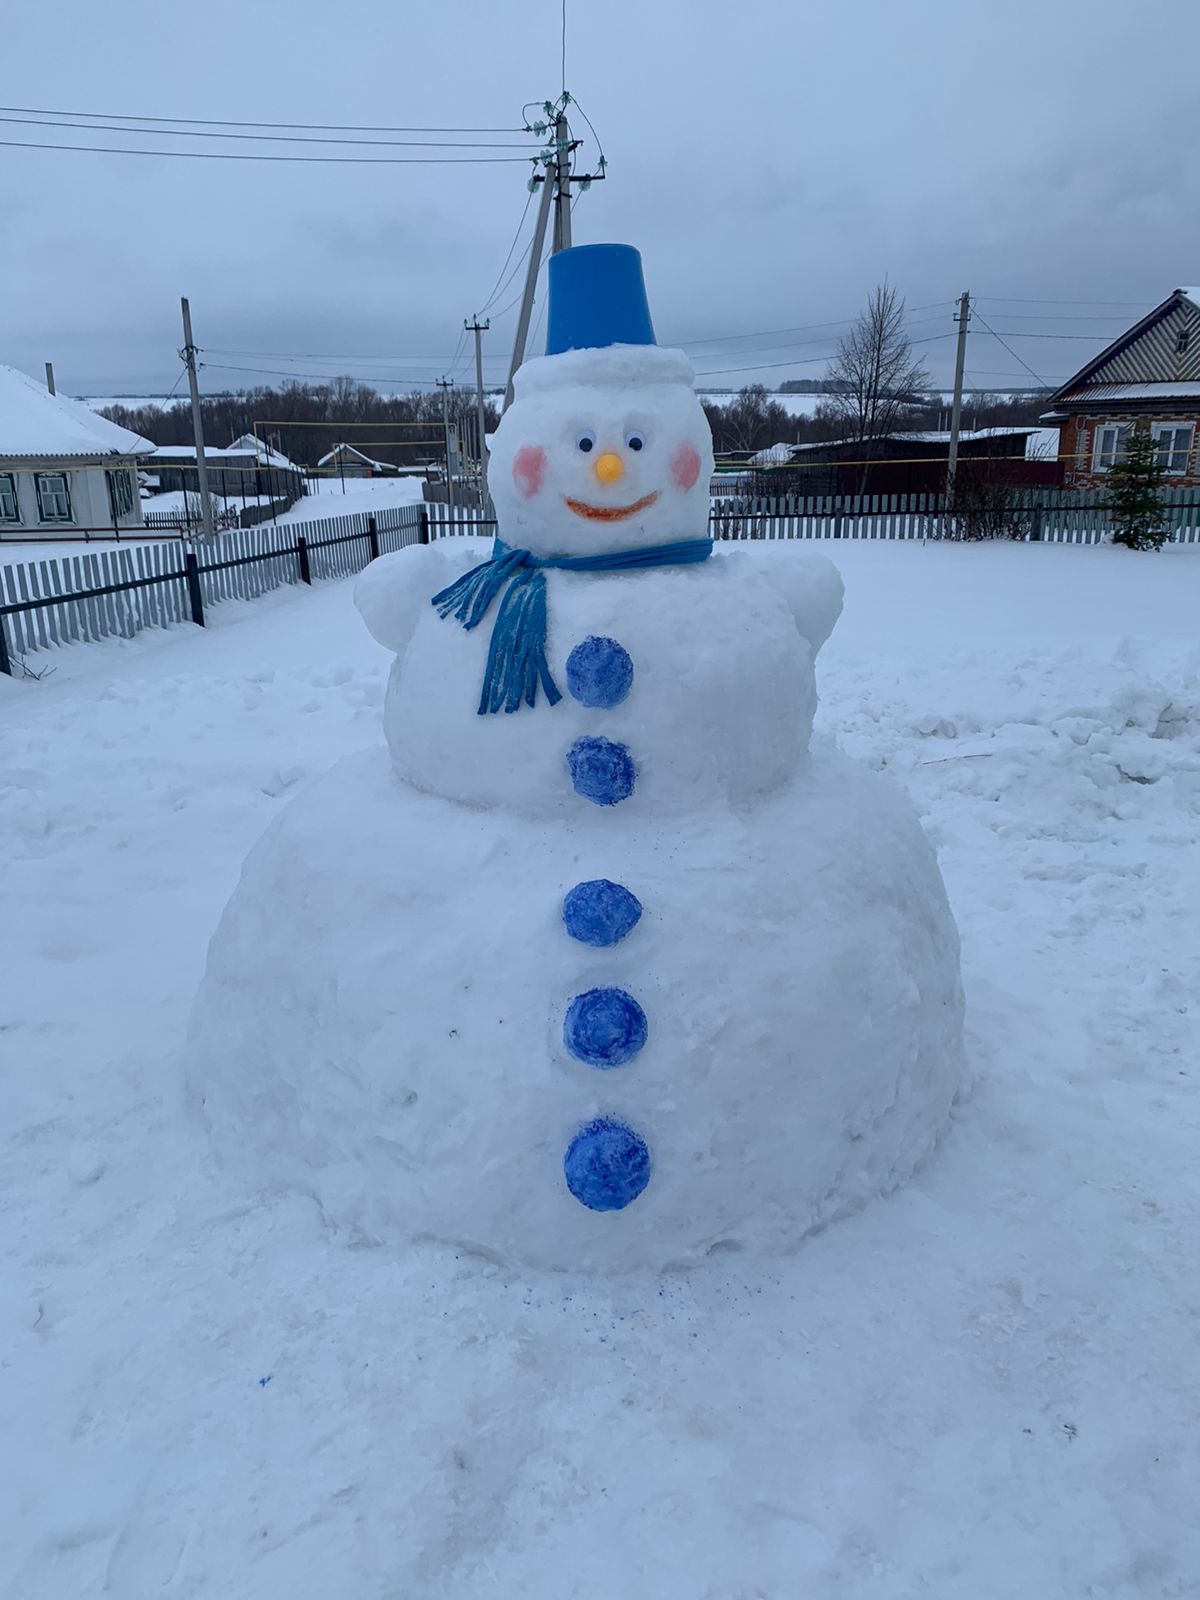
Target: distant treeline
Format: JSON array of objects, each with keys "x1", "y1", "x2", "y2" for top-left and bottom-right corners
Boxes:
[
  {"x1": 102, "y1": 378, "x2": 500, "y2": 471},
  {"x1": 101, "y1": 378, "x2": 1052, "y2": 470}
]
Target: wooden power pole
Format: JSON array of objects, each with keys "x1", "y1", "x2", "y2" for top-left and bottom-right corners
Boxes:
[
  {"x1": 945, "y1": 290, "x2": 971, "y2": 505},
  {"x1": 180, "y1": 296, "x2": 217, "y2": 544},
  {"x1": 437, "y1": 377, "x2": 456, "y2": 514},
  {"x1": 465, "y1": 317, "x2": 490, "y2": 472},
  {"x1": 503, "y1": 109, "x2": 579, "y2": 412}
]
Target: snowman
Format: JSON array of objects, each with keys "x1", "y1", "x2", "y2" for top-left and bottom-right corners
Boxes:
[{"x1": 186, "y1": 245, "x2": 964, "y2": 1273}]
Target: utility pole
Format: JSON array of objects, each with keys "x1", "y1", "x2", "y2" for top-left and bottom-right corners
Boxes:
[
  {"x1": 504, "y1": 171, "x2": 555, "y2": 411},
  {"x1": 180, "y1": 296, "x2": 217, "y2": 544},
  {"x1": 465, "y1": 317, "x2": 490, "y2": 476},
  {"x1": 551, "y1": 109, "x2": 572, "y2": 253},
  {"x1": 437, "y1": 377, "x2": 456, "y2": 514},
  {"x1": 44, "y1": 361, "x2": 56, "y2": 395},
  {"x1": 504, "y1": 106, "x2": 581, "y2": 411},
  {"x1": 944, "y1": 290, "x2": 971, "y2": 506}
]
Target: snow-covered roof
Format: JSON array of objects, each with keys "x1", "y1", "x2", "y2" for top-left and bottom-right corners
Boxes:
[
  {"x1": 0, "y1": 364, "x2": 152, "y2": 458},
  {"x1": 748, "y1": 442, "x2": 797, "y2": 465},
  {"x1": 228, "y1": 433, "x2": 296, "y2": 468},
  {"x1": 890, "y1": 427, "x2": 1038, "y2": 444},
  {"x1": 152, "y1": 437, "x2": 297, "y2": 466},
  {"x1": 318, "y1": 443, "x2": 390, "y2": 469},
  {"x1": 767, "y1": 427, "x2": 1038, "y2": 458},
  {"x1": 1179, "y1": 287, "x2": 1200, "y2": 308},
  {"x1": 1057, "y1": 381, "x2": 1200, "y2": 402}
]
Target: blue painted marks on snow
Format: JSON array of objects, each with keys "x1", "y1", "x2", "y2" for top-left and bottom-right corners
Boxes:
[
  {"x1": 566, "y1": 635, "x2": 634, "y2": 709},
  {"x1": 564, "y1": 986, "x2": 648, "y2": 1068},
  {"x1": 563, "y1": 1117, "x2": 651, "y2": 1211},
  {"x1": 258, "y1": 1375, "x2": 273, "y2": 1388},
  {"x1": 562, "y1": 879, "x2": 643, "y2": 947},
  {"x1": 567, "y1": 736, "x2": 636, "y2": 805}
]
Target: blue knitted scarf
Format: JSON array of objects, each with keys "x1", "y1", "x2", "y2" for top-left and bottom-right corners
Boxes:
[{"x1": 432, "y1": 535, "x2": 713, "y2": 714}]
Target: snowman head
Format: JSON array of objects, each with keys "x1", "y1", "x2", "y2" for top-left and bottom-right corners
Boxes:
[{"x1": 487, "y1": 245, "x2": 715, "y2": 558}]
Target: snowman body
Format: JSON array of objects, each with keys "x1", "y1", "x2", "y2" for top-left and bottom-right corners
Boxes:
[{"x1": 187, "y1": 303, "x2": 964, "y2": 1274}]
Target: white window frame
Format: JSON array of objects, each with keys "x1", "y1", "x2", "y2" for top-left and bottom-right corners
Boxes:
[
  {"x1": 34, "y1": 471, "x2": 73, "y2": 523},
  {"x1": 1151, "y1": 422, "x2": 1194, "y2": 476},
  {"x1": 1092, "y1": 423, "x2": 1131, "y2": 473},
  {"x1": 0, "y1": 471, "x2": 19, "y2": 524}
]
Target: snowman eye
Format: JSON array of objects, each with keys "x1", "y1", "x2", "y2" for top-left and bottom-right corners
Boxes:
[
  {"x1": 625, "y1": 431, "x2": 645, "y2": 452},
  {"x1": 576, "y1": 431, "x2": 596, "y2": 453}
]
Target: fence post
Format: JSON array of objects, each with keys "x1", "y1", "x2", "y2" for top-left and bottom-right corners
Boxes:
[
  {"x1": 184, "y1": 549, "x2": 205, "y2": 627},
  {"x1": 419, "y1": 509, "x2": 431, "y2": 545},
  {"x1": 367, "y1": 513, "x2": 380, "y2": 561},
  {"x1": 0, "y1": 614, "x2": 11, "y2": 676},
  {"x1": 296, "y1": 534, "x2": 312, "y2": 585}
]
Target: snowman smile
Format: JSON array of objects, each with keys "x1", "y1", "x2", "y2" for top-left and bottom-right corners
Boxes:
[{"x1": 563, "y1": 490, "x2": 661, "y2": 522}]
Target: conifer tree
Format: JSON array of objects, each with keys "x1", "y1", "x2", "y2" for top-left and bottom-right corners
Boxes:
[{"x1": 1106, "y1": 429, "x2": 1170, "y2": 550}]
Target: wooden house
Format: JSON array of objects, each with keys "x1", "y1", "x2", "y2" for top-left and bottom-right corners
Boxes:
[
  {"x1": 0, "y1": 364, "x2": 150, "y2": 538},
  {"x1": 1041, "y1": 288, "x2": 1200, "y2": 487}
]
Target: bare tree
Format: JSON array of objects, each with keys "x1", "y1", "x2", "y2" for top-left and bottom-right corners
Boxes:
[{"x1": 826, "y1": 284, "x2": 931, "y2": 489}]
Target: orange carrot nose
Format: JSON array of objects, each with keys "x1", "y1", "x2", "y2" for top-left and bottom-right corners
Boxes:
[{"x1": 594, "y1": 451, "x2": 624, "y2": 485}]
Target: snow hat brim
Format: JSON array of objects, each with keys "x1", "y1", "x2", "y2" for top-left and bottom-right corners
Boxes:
[{"x1": 545, "y1": 244, "x2": 656, "y2": 356}]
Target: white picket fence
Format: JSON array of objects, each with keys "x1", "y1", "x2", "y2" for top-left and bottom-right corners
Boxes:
[{"x1": 0, "y1": 502, "x2": 427, "y2": 672}]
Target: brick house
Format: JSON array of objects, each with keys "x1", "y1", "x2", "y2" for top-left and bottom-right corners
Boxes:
[{"x1": 1041, "y1": 287, "x2": 1200, "y2": 488}]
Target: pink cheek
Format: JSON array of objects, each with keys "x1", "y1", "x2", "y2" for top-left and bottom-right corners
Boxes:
[
  {"x1": 512, "y1": 445, "x2": 546, "y2": 499},
  {"x1": 670, "y1": 443, "x2": 701, "y2": 491}
]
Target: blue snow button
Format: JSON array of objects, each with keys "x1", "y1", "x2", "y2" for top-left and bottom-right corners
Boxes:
[
  {"x1": 566, "y1": 736, "x2": 636, "y2": 805},
  {"x1": 562, "y1": 879, "x2": 643, "y2": 947},
  {"x1": 564, "y1": 986, "x2": 648, "y2": 1068},
  {"x1": 566, "y1": 636, "x2": 634, "y2": 709},
  {"x1": 563, "y1": 1116, "x2": 651, "y2": 1211}
]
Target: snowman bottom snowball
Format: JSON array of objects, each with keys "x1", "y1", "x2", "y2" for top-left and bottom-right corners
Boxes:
[{"x1": 185, "y1": 745, "x2": 964, "y2": 1275}]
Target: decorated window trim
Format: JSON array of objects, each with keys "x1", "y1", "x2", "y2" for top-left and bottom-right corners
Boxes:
[
  {"x1": 0, "y1": 471, "x2": 19, "y2": 525},
  {"x1": 35, "y1": 470, "x2": 73, "y2": 523}
]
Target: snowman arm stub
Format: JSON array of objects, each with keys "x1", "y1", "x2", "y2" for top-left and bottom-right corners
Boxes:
[
  {"x1": 763, "y1": 547, "x2": 845, "y2": 659},
  {"x1": 354, "y1": 542, "x2": 482, "y2": 657}
]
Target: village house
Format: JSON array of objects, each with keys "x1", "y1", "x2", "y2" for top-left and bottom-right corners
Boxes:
[
  {"x1": 1041, "y1": 287, "x2": 1200, "y2": 488},
  {"x1": 742, "y1": 427, "x2": 1058, "y2": 497},
  {"x1": 0, "y1": 364, "x2": 150, "y2": 538},
  {"x1": 317, "y1": 443, "x2": 406, "y2": 480}
]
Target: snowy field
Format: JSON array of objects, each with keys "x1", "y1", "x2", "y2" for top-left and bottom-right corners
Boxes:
[{"x1": 3, "y1": 541, "x2": 1199, "y2": 1598}]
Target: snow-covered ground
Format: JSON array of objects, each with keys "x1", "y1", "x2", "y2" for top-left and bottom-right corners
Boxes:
[
  {"x1": 3, "y1": 541, "x2": 1198, "y2": 1598},
  {"x1": 283, "y1": 475, "x2": 426, "y2": 521}
]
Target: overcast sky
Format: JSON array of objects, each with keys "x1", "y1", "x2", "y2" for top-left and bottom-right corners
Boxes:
[{"x1": 2, "y1": 0, "x2": 1197, "y2": 400}]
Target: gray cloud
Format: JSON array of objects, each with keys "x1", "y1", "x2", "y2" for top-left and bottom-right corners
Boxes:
[{"x1": 1, "y1": 0, "x2": 1196, "y2": 398}]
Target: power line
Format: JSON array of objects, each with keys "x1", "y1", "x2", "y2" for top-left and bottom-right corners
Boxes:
[
  {"x1": 971, "y1": 312, "x2": 1049, "y2": 387},
  {"x1": 968, "y1": 310, "x2": 1136, "y2": 323},
  {"x1": 201, "y1": 360, "x2": 465, "y2": 386},
  {"x1": 0, "y1": 137, "x2": 531, "y2": 165},
  {"x1": 0, "y1": 113, "x2": 533, "y2": 149},
  {"x1": 693, "y1": 331, "x2": 954, "y2": 378},
  {"x1": 677, "y1": 314, "x2": 949, "y2": 357},
  {"x1": 973, "y1": 294, "x2": 1151, "y2": 307},
  {"x1": 561, "y1": 0, "x2": 568, "y2": 97},
  {"x1": 0, "y1": 101, "x2": 523, "y2": 134},
  {"x1": 475, "y1": 186, "x2": 537, "y2": 316}
]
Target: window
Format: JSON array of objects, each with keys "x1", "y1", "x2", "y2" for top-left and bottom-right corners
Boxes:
[
  {"x1": 35, "y1": 471, "x2": 73, "y2": 522},
  {"x1": 1152, "y1": 423, "x2": 1194, "y2": 475},
  {"x1": 1092, "y1": 424, "x2": 1131, "y2": 472},
  {"x1": 107, "y1": 468, "x2": 135, "y2": 519},
  {"x1": 1176, "y1": 329, "x2": 1190, "y2": 357},
  {"x1": 0, "y1": 472, "x2": 19, "y2": 524}
]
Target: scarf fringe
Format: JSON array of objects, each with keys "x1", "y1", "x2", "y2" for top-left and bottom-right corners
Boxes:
[{"x1": 432, "y1": 537, "x2": 712, "y2": 716}]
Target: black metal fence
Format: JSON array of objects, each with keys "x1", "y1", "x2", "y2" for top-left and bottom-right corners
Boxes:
[{"x1": 0, "y1": 502, "x2": 430, "y2": 676}]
